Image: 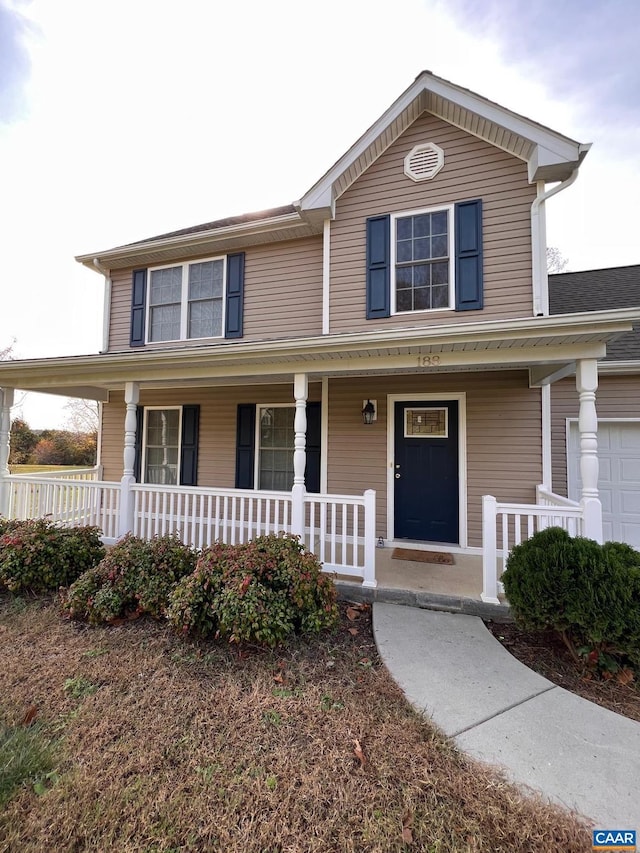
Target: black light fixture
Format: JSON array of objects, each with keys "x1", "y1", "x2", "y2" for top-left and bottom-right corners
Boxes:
[{"x1": 362, "y1": 399, "x2": 376, "y2": 425}]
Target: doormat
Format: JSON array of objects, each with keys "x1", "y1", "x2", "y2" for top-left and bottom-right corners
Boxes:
[{"x1": 391, "y1": 548, "x2": 454, "y2": 565}]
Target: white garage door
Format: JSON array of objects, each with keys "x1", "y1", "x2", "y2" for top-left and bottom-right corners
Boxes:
[{"x1": 568, "y1": 421, "x2": 640, "y2": 548}]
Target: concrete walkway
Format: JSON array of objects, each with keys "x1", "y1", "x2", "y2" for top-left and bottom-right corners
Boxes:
[{"x1": 373, "y1": 602, "x2": 640, "y2": 833}]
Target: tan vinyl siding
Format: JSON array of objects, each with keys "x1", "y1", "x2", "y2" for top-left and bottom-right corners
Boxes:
[
  {"x1": 100, "y1": 383, "x2": 322, "y2": 484},
  {"x1": 100, "y1": 373, "x2": 540, "y2": 548},
  {"x1": 551, "y1": 374, "x2": 640, "y2": 496},
  {"x1": 107, "y1": 237, "x2": 323, "y2": 352},
  {"x1": 108, "y1": 268, "x2": 133, "y2": 351},
  {"x1": 330, "y1": 112, "x2": 537, "y2": 334},
  {"x1": 327, "y1": 372, "x2": 541, "y2": 547}
]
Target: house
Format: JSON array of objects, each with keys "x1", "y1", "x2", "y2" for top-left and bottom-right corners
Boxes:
[
  {"x1": 1, "y1": 71, "x2": 638, "y2": 604},
  {"x1": 549, "y1": 264, "x2": 640, "y2": 548}
]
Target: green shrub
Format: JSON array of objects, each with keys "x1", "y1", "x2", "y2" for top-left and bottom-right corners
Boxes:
[
  {"x1": 64, "y1": 533, "x2": 197, "y2": 624},
  {"x1": 0, "y1": 519, "x2": 104, "y2": 593},
  {"x1": 502, "y1": 527, "x2": 640, "y2": 669},
  {"x1": 167, "y1": 534, "x2": 338, "y2": 647}
]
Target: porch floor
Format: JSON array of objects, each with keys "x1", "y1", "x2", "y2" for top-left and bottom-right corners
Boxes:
[
  {"x1": 335, "y1": 546, "x2": 509, "y2": 618},
  {"x1": 374, "y1": 546, "x2": 483, "y2": 598}
]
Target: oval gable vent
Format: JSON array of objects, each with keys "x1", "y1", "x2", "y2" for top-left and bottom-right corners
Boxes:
[{"x1": 404, "y1": 142, "x2": 444, "y2": 182}]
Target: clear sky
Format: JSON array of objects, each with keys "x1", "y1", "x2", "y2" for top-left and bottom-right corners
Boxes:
[{"x1": 1, "y1": 0, "x2": 639, "y2": 427}]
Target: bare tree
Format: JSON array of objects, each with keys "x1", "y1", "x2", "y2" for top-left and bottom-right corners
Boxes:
[
  {"x1": 0, "y1": 338, "x2": 16, "y2": 361},
  {"x1": 547, "y1": 247, "x2": 569, "y2": 274},
  {"x1": 64, "y1": 398, "x2": 100, "y2": 434}
]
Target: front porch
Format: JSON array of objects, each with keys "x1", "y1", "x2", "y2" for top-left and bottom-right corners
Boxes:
[
  {"x1": 1, "y1": 315, "x2": 630, "y2": 604},
  {"x1": 1, "y1": 466, "x2": 594, "y2": 606}
]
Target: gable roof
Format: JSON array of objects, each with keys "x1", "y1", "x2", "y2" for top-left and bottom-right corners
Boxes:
[
  {"x1": 549, "y1": 264, "x2": 640, "y2": 362},
  {"x1": 297, "y1": 70, "x2": 590, "y2": 218},
  {"x1": 77, "y1": 70, "x2": 590, "y2": 271}
]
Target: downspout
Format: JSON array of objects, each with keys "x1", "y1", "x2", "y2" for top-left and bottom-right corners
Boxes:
[
  {"x1": 93, "y1": 258, "x2": 111, "y2": 354},
  {"x1": 531, "y1": 168, "x2": 579, "y2": 317}
]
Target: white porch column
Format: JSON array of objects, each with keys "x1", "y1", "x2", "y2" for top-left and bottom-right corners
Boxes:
[
  {"x1": 0, "y1": 387, "x2": 14, "y2": 517},
  {"x1": 291, "y1": 373, "x2": 308, "y2": 539},
  {"x1": 119, "y1": 381, "x2": 139, "y2": 537},
  {"x1": 576, "y1": 359, "x2": 603, "y2": 543}
]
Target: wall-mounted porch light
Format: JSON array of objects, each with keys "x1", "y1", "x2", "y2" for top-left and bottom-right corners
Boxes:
[{"x1": 361, "y1": 399, "x2": 377, "y2": 425}]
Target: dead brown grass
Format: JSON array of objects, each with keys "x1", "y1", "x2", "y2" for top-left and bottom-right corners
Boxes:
[{"x1": 0, "y1": 595, "x2": 592, "y2": 853}]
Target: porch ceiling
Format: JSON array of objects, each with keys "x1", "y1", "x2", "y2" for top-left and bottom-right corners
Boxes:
[{"x1": 0, "y1": 310, "x2": 636, "y2": 401}]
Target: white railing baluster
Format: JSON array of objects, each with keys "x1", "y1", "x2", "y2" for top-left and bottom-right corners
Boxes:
[{"x1": 5, "y1": 475, "x2": 377, "y2": 585}]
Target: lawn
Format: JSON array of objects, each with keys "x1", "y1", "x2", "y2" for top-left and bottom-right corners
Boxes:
[
  {"x1": 8, "y1": 465, "x2": 88, "y2": 474},
  {"x1": 0, "y1": 596, "x2": 592, "y2": 852}
]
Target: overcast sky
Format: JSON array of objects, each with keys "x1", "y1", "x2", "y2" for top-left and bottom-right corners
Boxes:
[{"x1": 1, "y1": 0, "x2": 639, "y2": 427}]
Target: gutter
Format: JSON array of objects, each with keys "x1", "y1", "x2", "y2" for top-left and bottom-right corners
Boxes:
[
  {"x1": 93, "y1": 258, "x2": 111, "y2": 353},
  {"x1": 0, "y1": 308, "x2": 637, "y2": 379}
]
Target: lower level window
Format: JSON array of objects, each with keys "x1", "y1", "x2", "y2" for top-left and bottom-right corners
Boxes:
[
  {"x1": 257, "y1": 406, "x2": 295, "y2": 490},
  {"x1": 144, "y1": 408, "x2": 180, "y2": 484}
]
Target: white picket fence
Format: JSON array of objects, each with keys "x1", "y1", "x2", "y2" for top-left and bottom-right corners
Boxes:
[
  {"x1": 3, "y1": 475, "x2": 377, "y2": 587},
  {"x1": 481, "y1": 486, "x2": 585, "y2": 604}
]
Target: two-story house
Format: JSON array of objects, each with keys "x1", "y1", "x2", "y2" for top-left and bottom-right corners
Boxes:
[{"x1": 1, "y1": 71, "x2": 637, "y2": 603}]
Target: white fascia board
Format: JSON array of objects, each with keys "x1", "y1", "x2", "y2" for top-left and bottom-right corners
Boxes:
[
  {"x1": 300, "y1": 71, "x2": 588, "y2": 212},
  {"x1": 75, "y1": 212, "x2": 309, "y2": 271},
  {"x1": 1, "y1": 309, "x2": 638, "y2": 390},
  {"x1": 300, "y1": 80, "x2": 427, "y2": 211},
  {"x1": 598, "y1": 360, "x2": 640, "y2": 374},
  {"x1": 422, "y1": 74, "x2": 584, "y2": 163}
]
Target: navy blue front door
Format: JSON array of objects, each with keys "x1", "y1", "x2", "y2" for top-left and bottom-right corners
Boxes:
[{"x1": 394, "y1": 400, "x2": 459, "y2": 543}]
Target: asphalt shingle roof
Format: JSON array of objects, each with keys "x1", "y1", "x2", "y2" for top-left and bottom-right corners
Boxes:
[
  {"x1": 122, "y1": 204, "x2": 297, "y2": 248},
  {"x1": 549, "y1": 264, "x2": 640, "y2": 362}
]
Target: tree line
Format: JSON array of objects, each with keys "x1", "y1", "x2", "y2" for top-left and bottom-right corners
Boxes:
[{"x1": 9, "y1": 419, "x2": 96, "y2": 467}]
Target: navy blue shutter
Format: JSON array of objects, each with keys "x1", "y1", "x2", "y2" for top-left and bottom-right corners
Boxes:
[
  {"x1": 225, "y1": 252, "x2": 245, "y2": 338},
  {"x1": 133, "y1": 406, "x2": 144, "y2": 482},
  {"x1": 366, "y1": 215, "x2": 390, "y2": 319},
  {"x1": 454, "y1": 200, "x2": 483, "y2": 311},
  {"x1": 130, "y1": 269, "x2": 148, "y2": 346},
  {"x1": 305, "y1": 402, "x2": 321, "y2": 494},
  {"x1": 180, "y1": 405, "x2": 200, "y2": 486},
  {"x1": 235, "y1": 404, "x2": 256, "y2": 488}
]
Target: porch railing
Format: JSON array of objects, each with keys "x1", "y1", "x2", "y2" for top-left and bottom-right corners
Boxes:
[
  {"x1": 304, "y1": 490, "x2": 376, "y2": 587},
  {"x1": 482, "y1": 487, "x2": 584, "y2": 604},
  {"x1": 132, "y1": 484, "x2": 293, "y2": 549},
  {"x1": 10, "y1": 467, "x2": 99, "y2": 481},
  {"x1": 3, "y1": 475, "x2": 376, "y2": 587},
  {"x1": 5, "y1": 475, "x2": 120, "y2": 540}
]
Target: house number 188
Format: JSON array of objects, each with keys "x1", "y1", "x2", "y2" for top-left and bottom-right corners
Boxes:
[{"x1": 418, "y1": 356, "x2": 441, "y2": 367}]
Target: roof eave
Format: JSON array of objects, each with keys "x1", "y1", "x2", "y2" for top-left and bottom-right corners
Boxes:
[
  {"x1": 1, "y1": 309, "x2": 637, "y2": 390},
  {"x1": 75, "y1": 211, "x2": 318, "y2": 272}
]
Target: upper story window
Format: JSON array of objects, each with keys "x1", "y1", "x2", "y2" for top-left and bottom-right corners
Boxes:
[
  {"x1": 365, "y1": 199, "x2": 482, "y2": 320},
  {"x1": 148, "y1": 258, "x2": 225, "y2": 342},
  {"x1": 392, "y1": 206, "x2": 453, "y2": 313}
]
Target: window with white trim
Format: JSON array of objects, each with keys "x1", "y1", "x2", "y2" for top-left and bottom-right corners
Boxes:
[
  {"x1": 256, "y1": 405, "x2": 295, "y2": 491},
  {"x1": 148, "y1": 258, "x2": 225, "y2": 342},
  {"x1": 392, "y1": 206, "x2": 453, "y2": 313},
  {"x1": 142, "y1": 407, "x2": 181, "y2": 484}
]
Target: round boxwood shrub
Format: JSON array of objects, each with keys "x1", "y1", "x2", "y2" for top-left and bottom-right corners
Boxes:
[
  {"x1": 167, "y1": 534, "x2": 338, "y2": 647},
  {"x1": 0, "y1": 519, "x2": 105, "y2": 593},
  {"x1": 65, "y1": 533, "x2": 197, "y2": 624},
  {"x1": 502, "y1": 526, "x2": 640, "y2": 669}
]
